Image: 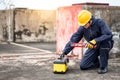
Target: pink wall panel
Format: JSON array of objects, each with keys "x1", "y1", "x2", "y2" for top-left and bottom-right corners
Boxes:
[{"x1": 56, "y1": 5, "x2": 83, "y2": 59}]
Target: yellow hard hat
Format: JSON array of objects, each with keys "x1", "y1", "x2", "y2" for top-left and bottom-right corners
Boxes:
[{"x1": 78, "y1": 10, "x2": 92, "y2": 26}]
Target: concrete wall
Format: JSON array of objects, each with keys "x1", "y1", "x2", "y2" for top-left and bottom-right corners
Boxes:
[
  {"x1": 14, "y1": 8, "x2": 56, "y2": 42},
  {"x1": 108, "y1": 6, "x2": 120, "y2": 58},
  {"x1": 0, "y1": 10, "x2": 9, "y2": 42},
  {"x1": 0, "y1": 3, "x2": 120, "y2": 58},
  {"x1": 0, "y1": 8, "x2": 56, "y2": 42},
  {"x1": 56, "y1": 5, "x2": 83, "y2": 59}
]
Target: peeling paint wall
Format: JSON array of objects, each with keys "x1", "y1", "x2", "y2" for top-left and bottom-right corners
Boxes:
[
  {"x1": 0, "y1": 10, "x2": 10, "y2": 42},
  {"x1": 14, "y1": 8, "x2": 56, "y2": 42},
  {"x1": 56, "y1": 5, "x2": 83, "y2": 59},
  {"x1": 0, "y1": 4, "x2": 120, "y2": 57},
  {"x1": 0, "y1": 8, "x2": 56, "y2": 42},
  {"x1": 109, "y1": 7, "x2": 120, "y2": 58}
]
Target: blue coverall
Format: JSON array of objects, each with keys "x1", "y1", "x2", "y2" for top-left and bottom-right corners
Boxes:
[{"x1": 63, "y1": 16, "x2": 114, "y2": 70}]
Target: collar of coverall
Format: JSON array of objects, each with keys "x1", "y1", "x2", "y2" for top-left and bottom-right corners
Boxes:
[{"x1": 90, "y1": 16, "x2": 96, "y2": 26}]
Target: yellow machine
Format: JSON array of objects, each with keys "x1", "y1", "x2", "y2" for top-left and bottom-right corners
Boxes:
[{"x1": 53, "y1": 58, "x2": 69, "y2": 74}]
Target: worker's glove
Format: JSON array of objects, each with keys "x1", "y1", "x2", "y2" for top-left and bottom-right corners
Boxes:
[
  {"x1": 59, "y1": 52, "x2": 66, "y2": 59},
  {"x1": 85, "y1": 40, "x2": 96, "y2": 49}
]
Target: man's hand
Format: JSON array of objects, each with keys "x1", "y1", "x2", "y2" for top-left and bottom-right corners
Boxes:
[
  {"x1": 85, "y1": 40, "x2": 96, "y2": 48},
  {"x1": 89, "y1": 40, "x2": 96, "y2": 45},
  {"x1": 59, "y1": 52, "x2": 66, "y2": 59}
]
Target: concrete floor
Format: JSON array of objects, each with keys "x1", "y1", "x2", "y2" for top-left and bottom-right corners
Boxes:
[{"x1": 0, "y1": 42, "x2": 120, "y2": 80}]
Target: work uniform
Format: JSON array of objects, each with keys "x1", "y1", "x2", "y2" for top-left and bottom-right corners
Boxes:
[{"x1": 63, "y1": 16, "x2": 114, "y2": 70}]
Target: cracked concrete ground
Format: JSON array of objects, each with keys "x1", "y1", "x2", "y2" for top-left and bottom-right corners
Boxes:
[
  {"x1": 0, "y1": 42, "x2": 120, "y2": 80},
  {"x1": 0, "y1": 53, "x2": 120, "y2": 80}
]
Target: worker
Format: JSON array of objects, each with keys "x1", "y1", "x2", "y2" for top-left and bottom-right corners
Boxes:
[{"x1": 60, "y1": 10, "x2": 114, "y2": 74}]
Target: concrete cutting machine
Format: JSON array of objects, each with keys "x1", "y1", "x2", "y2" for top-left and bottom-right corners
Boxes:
[{"x1": 53, "y1": 57, "x2": 69, "y2": 74}]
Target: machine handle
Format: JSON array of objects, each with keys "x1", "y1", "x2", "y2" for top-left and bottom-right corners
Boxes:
[{"x1": 71, "y1": 42, "x2": 96, "y2": 48}]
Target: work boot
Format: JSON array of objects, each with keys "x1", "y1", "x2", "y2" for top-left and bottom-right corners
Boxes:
[{"x1": 97, "y1": 68, "x2": 108, "y2": 74}]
